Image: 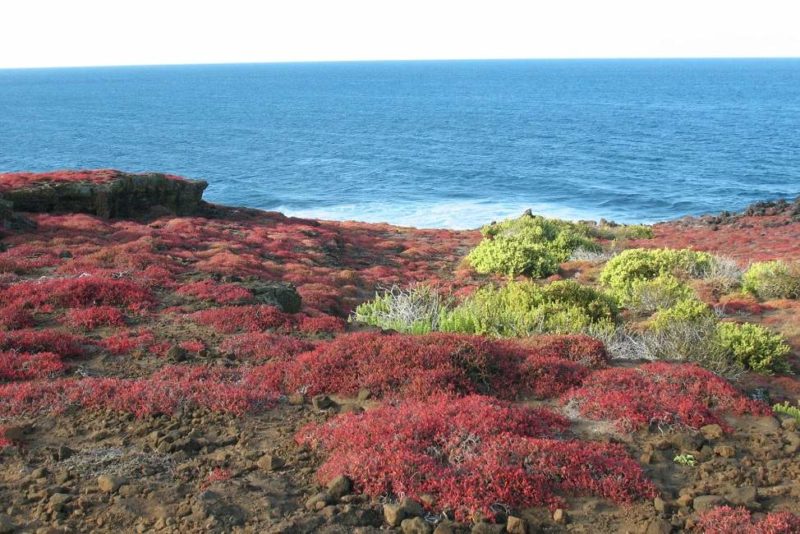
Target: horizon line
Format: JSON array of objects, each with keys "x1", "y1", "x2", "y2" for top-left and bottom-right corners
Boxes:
[{"x1": 2, "y1": 55, "x2": 800, "y2": 71}]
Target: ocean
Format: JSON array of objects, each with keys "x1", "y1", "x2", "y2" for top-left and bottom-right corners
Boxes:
[{"x1": 1, "y1": 59, "x2": 798, "y2": 228}]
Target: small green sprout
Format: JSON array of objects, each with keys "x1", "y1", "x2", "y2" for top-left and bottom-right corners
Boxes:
[{"x1": 673, "y1": 453, "x2": 697, "y2": 466}]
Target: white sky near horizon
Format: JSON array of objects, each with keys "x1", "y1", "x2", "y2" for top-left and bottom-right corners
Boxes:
[{"x1": 0, "y1": 0, "x2": 798, "y2": 69}]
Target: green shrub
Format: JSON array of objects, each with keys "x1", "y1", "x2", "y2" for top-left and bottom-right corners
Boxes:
[
  {"x1": 467, "y1": 215, "x2": 599, "y2": 277},
  {"x1": 773, "y1": 402, "x2": 800, "y2": 423},
  {"x1": 742, "y1": 261, "x2": 800, "y2": 300},
  {"x1": 439, "y1": 280, "x2": 617, "y2": 337},
  {"x1": 600, "y1": 248, "x2": 714, "y2": 302},
  {"x1": 649, "y1": 298, "x2": 715, "y2": 331},
  {"x1": 580, "y1": 222, "x2": 654, "y2": 241},
  {"x1": 625, "y1": 275, "x2": 694, "y2": 315},
  {"x1": 636, "y1": 314, "x2": 741, "y2": 377},
  {"x1": 352, "y1": 284, "x2": 447, "y2": 334},
  {"x1": 716, "y1": 322, "x2": 791, "y2": 374}
]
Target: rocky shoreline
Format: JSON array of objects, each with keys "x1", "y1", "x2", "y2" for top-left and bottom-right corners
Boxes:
[{"x1": 0, "y1": 170, "x2": 798, "y2": 534}]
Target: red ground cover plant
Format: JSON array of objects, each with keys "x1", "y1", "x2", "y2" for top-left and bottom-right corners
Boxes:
[
  {"x1": 696, "y1": 505, "x2": 800, "y2": 534},
  {"x1": 202, "y1": 468, "x2": 233, "y2": 489},
  {"x1": 631, "y1": 217, "x2": 800, "y2": 262},
  {"x1": 0, "y1": 427, "x2": 12, "y2": 448},
  {"x1": 718, "y1": 295, "x2": 770, "y2": 316},
  {"x1": 510, "y1": 334, "x2": 609, "y2": 368},
  {"x1": 297, "y1": 395, "x2": 656, "y2": 521},
  {"x1": 0, "y1": 169, "x2": 122, "y2": 190},
  {"x1": 0, "y1": 277, "x2": 154, "y2": 312},
  {"x1": 285, "y1": 332, "x2": 593, "y2": 400},
  {"x1": 99, "y1": 330, "x2": 157, "y2": 355},
  {"x1": 189, "y1": 305, "x2": 295, "y2": 334},
  {"x1": 0, "y1": 365, "x2": 279, "y2": 417},
  {"x1": 219, "y1": 333, "x2": 314, "y2": 363},
  {"x1": 0, "y1": 351, "x2": 65, "y2": 381},
  {"x1": 0, "y1": 303, "x2": 35, "y2": 330},
  {"x1": 174, "y1": 280, "x2": 253, "y2": 304},
  {"x1": 63, "y1": 306, "x2": 126, "y2": 330},
  {"x1": 0, "y1": 329, "x2": 86, "y2": 358},
  {"x1": 297, "y1": 315, "x2": 347, "y2": 335},
  {"x1": 564, "y1": 362, "x2": 770, "y2": 432}
]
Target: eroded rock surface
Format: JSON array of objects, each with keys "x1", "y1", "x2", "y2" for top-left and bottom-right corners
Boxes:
[{"x1": 0, "y1": 170, "x2": 207, "y2": 218}]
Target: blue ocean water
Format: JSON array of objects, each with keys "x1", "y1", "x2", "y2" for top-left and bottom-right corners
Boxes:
[{"x1": 1, "y1": 59, "x2": 799, "y2": 229}]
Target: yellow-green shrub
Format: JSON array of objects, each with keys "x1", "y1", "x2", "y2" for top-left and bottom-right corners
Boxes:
[
  {"x1": 580, "y1": 222, "x2": 654, "y2": 240},
  {"x1": 649, "y1": 298, "x2": 715, "y2": 331},
  {"x1": 439, "y1": 280, "x2": 617, "y2": 337},
  {"x1": 773, "y1": 401, "x2": 800, "y2": 423},
  {"x1": 600, "y1": 248, "x2": 714, "y2": 301},
  {"x1": 625, "y1": 274, "x2": 694, "y2": 314},
  {"x1": 716, "y1": 322, "x2": 791, "y2": 374},
  {"x1": 467, "y1": 215, "x2": 599, "y2": 277},
  {"x1": 742, "y1": 261, "x2": 800, "y2": 300}
]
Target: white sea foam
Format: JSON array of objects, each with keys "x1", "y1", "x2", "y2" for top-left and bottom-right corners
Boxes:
[{"x1": 273, "y1": 199, "x2": 606, "y2": 229}]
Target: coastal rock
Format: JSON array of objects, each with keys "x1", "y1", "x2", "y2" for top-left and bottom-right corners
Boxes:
[
  {"x1": 246, "y1": 280, "x2": 302, "y2": 313},
  {"x1": 0, "y1": 170, "x2": 207, "y2": 218}
]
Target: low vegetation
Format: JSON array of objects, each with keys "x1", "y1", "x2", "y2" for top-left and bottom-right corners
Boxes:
[
  {"x1": 355, "y1": 280, "x2": 617, "y2": 337},
  {"x1": 466, "y1": 214, "x2": 599, "y2": 277},
  {"x1": 564, "y1": 362, "x2": 770, "y2": 432},
  {"x1": 697, "y1": 506, "x2": 800, "y2": 534},
  {"x1": 742, "y1": 260, "x2": 800, "y2": 299},
  {"x1": 296, "y1": 395, "x2": 656, "y2": 521},
  {"x1": 599, "y1": 248, "x2": 714, "y2": 304},
  {"x1": 1, "y1": 174, "x2": 798, "y2": 532}
]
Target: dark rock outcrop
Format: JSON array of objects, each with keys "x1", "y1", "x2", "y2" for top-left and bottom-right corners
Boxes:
[
  {"x1": 245, "y1": 280, "x2": 303, "y2": 313},
  {"x1": 0, "y1": 198, "x2": 36, "y2": 230},
  {"x1": 1, "y1": 172, "x2": 207, "y2": 219}
]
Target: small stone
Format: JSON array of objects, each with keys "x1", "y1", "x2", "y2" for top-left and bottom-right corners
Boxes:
[
  {"x1": 714, "y1": 445, "x2": 736, "y2": 458},
  {"x1": 700, "y1": 424, "x2": 724, "y2": 440},
  {"x1": 781, "y1": 417, "x2": 798, "y2": 432},
  {"x1": 419, "y1": 494, "x2": 436, "y2": 508},
  {"x1": 54, "y1": 470, "x2": 72, "y2": 484},
  {"x1": 2, "y1": 424, "x2": 31, "y2": 442},
  {"x1": 553, "y1": 508, "x2": 567, "y2": 524},
  {"x1": 434, "y1": 522, "x2": 455, "y2": 534},
  {"x1": 326, "y1": 475, "x2": 352, "y2": 501},
  {"x1": 676, "y1": 494, "x2": 693, "y2": 508},
  {"x1": 784, "y1": 431, "x2": 800, "y2": 454},
  {"x1": 312, "y1": 395, "x2": 333, "y2": 411},
  {"x1": 287, "y1": 393, "x2": 305, "y2": 405},
  {"x1": 31, "y1": 467, "x2": 48, "y2": 480},
  {"x1": 49, "y1": 493, "x2": 71, "y2": 506},
  {"x1": 400, "y1": 498, "x2": 424, "y2": 518},
  {"x1": 506, "y1": 515, "x2": 528, "y2": 534},
  {"x1": 166, "y1": 345, "x2": 187, "y2": 362},
  {"x1": 692, "y1": 495, "x2": 725, "y2": 512},
  {"x1": 384, "y1": 503, "x2": 405, "y2": 527},
  {"x1": 472, "y1": 523, "x2": 504, "y2": 534},
  {"x1": 401, "y1": 516, "x2": 433, "y2": 534},
  {"x1": 671, "y1": 432, "x2": 703, "y2": 452},
  {"x1": 645, "y1": 518, "x2": 672, "y2": 534},
  {"x1": 305, "y1": 492, "x2": 329, "y2": 511},
  {"x1": 97, "y1": 475, "x2": 123, "y2": 493},
  {"x1": 653, "y1": 497, "x2": 668, "y2": 513},
  {"x1": 57, "y1": 446, "x2": 74, "y2": 461},
  {"x1": 725, "y1": 486, "x2": 757, "y2": 507},
  {"x1": 257, "y1": 454, "x2": 284, "y2": 471}
]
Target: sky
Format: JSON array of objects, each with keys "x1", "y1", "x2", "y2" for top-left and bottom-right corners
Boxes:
[{"x1": 0, "y1": 0, "x2": 798, "y2": 69}]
